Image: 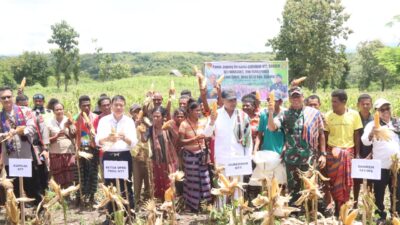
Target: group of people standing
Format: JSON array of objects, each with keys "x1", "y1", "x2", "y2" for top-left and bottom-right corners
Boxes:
[{"x1": 0, "y1": 76, "x2": 399, "y2": 225}]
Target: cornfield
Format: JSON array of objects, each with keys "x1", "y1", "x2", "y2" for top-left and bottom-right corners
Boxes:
[{"x1": 23, "y1": 75, "x2": 400, "y2": 116}]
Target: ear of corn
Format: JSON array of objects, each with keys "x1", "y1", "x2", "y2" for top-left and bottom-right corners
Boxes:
[
  {"x1": 219, "y1": 173, "x2": 230, "y2": 188},
  {"x1": 393, "y1": 217, "x2": 400, "y2": 225},
  {"x1": 193, "y1": 65, "x2": 199, "y2": 74},
  {"x1": 255, "y1": 91, "x2": 261, "y2": 101},
  {"x1": 344, "y1": 209, "x2": 359, "y2": 225},
  {"x1": 216, "y1": 75, "x2": 225, "y2": 85},
  {"x1": 269, "y1": 91, "x2": 275, "y2": 103},
  {"x1": 20, "y1": 77, "x2": 26, "y2": 90},
  {"x1": 201, "y1": 77, "x2": 207, "y2": 89},
  {"x1": 162, "y1": 120, "x2": 173, "y2": 130},
  {"x1": 291, "y1": 76, "x2": 307, "y2": 86},
  {"x1": 150, "y1": 82, "x2": 155, "y2": 92},
  {"x1": 270, "y1": 177, "x2": 279, "y2": 199},
  {"x1": 374, "y1": 111, "x2": 380, "y2": 128},
  {"x1": 66, "y1": 111, "x2": 74, "y2": 122},
  {"x1": 212, "y1": 102, "x2": 218, "y2": 116},
  {"x1": 170, "y1": 80, "x2": 175, "y2": 90},
  {"x1": 111, "y1": 127, "x2": 116, "y2": 136},
  {"x1": 164, "y1": 187, "x2": 174, "y2": 201}
]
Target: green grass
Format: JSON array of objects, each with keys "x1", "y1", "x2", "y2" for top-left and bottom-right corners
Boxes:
[{"x1": 23, "y1": 75, "x2": 400, "y2": 116}]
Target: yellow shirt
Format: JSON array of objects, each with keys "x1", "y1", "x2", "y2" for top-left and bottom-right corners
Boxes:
[{"x1": 325, "y1": 109, "x2": 363, "y2": 148}]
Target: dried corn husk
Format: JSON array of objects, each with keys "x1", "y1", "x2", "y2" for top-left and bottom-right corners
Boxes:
[
  {"x1": 44, "y1": 179, "x2": 80, "y2": 208},
  {"x1": 95, "y1": 183, "x2": 128, "y2": 211},
  {"x1": 168, "y1": 170, "x2": 184, "y2": 182},
  {"x1": 374, "y1": 127, "x2": 392, "y2": 142},
  {"x1": 0, "y1": 177, "x2": 14, "y2": 190},
  {"x1": 339, "y1": 200, "x2": 354, "y2": 224},
  {"x1": 251, "y1": 194, "x2": 269, "y2": 208},
  {"x1": 78, "y1": 151, "x2": 93, "y2": 160},
  {"x1": 5, "y1": 189, "x2": 20, "y2": 224}
]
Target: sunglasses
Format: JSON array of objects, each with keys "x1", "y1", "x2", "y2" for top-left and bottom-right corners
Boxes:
[
  {"x1": 1, "y1": 96, "x2": 12, "y2": 100},
  {"x1": 379, "y1": 107, "x2": 391, "y2": 112}
]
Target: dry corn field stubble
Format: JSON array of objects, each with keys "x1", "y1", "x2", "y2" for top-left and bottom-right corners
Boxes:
[{"x1": 1, "y1": 76, "x2": 400, "y2": 224}]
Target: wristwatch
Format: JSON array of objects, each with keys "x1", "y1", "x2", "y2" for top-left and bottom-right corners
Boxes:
[{"x1": 320, "y1": 151, "x2": 327, "y2": 156}]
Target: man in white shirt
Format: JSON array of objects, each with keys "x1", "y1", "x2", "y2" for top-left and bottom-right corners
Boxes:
[
  {"x1": 361, "y1": 98, "x2": 400, "y2": 223},
  {"x1": 95, "y1": 95, "x2": 137, "y2": 222},
  {"x1": 205, "y1": 89, "x2": 252, "y2": 171}
]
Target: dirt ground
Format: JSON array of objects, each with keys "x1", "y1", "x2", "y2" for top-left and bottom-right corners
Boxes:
[{"x1": 0, "y1": 202, "x2": 209, "y2": 225}]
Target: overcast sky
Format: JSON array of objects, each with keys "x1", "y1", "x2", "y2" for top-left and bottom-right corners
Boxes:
[{"x1": 0, "y1": 0, "x2": 399, "y2": 55}]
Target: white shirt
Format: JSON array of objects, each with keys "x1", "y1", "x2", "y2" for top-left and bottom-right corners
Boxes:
[
  {"x1": 361, "y1": 120, "x2": 400, "y2": 169},
  {"x1": 95, "y1": 113, "x2": 138, "y2": 152},
  {"x1": 206, "y1": 107, "x2": 252, "y2": 165}
]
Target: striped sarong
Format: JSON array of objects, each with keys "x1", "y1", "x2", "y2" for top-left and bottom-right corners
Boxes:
[
  {"x1": 50, "y1": 153, "x2": 76, "y2": 188},
  {"x1": 326, "y1": 146, "x2": 353, "y2": 208},
  {"x1": 183, "y1": 149, "x2": 211, "y2": 210},
  {"x1": 76, "y1": 147, "x2": 99, "y2": 198}
]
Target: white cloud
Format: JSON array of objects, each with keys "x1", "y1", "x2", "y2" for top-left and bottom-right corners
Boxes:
[{"x1": 0, "y1": 0, "x2": 398, "y2": 55}]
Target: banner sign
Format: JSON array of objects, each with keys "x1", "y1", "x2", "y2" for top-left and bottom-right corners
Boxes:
[{"x1": 204, "y1": 61, "x2": 289, "y2": 101}]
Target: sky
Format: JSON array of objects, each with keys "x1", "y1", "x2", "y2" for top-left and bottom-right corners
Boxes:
[{"x1": 0, "y1": 0, "x2": 399, "y2": 55}]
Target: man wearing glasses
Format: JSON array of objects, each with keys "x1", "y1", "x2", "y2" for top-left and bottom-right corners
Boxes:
[
  {"x1": 0, "y1": 87, "x2": 46, "y2": 206},
  {"x1": 361, "y1": 99, "x2": 400, "y2": 224}
]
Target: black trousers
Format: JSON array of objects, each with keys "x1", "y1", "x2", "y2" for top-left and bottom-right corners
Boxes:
[
  {"x1": 374, "y1": 169, "x2": 400, "y2": 219},
  {"x1": 6, "y1": 162, "x2": 45, "y2": 205},
  {"x1": 103, "y1": 151, "x2": 134, "y2": 215}
]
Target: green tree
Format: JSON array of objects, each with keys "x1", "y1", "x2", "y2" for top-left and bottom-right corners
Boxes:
[
  {"x1": 356, "y1": 40, "x2": 388, "y2": 90},
  {"x1": 267, "y1": 0, "x2": 352, "y2": 92},
  {"x1": 0, "y1": 60, "x2": 17, "y2": 88},
  {"x1": 11, "y1": 52, "x2": 51, "y2": 87},
  {"x1": 110, "y1": 63, "x2": 131, "y2": 79},
  {"x1": 375, "y1": 46, "x2": 400, "y2": 90},
  {"x1": 48, "y1": 20, "x2": 80, "y2": 91}
]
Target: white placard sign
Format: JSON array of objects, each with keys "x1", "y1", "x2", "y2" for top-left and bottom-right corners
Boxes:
[
  {"x1": 9, "y1": 158, "x2": 32, "y2": 177},
  {"x1": 104, "y1": 160, "x2": 129, "y2": 179},
  {"x1": 219, "y1": 156, "x2": 252, "y2": 176},
  {"x1": 351, "y1": 159, "x2": 381, "y2": 180}
]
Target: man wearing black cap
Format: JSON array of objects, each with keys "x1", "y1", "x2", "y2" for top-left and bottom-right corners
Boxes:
[
  {"x1": 31, "y1": 93, "x2": 51, "y2": 198},
  {"x1": 267, "y1": 86, "x2": 326, "y2": 207},
  {"x1": 32, "y1": 93, "x2": 53, "y2": 124},
  {"x1": 205, "y1": 89, "x2": 252, "y2": 184}
]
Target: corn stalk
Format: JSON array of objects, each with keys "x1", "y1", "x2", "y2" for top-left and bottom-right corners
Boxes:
[{"x1": 44, "y1": 179, "x2": 80, "y2": 225}]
